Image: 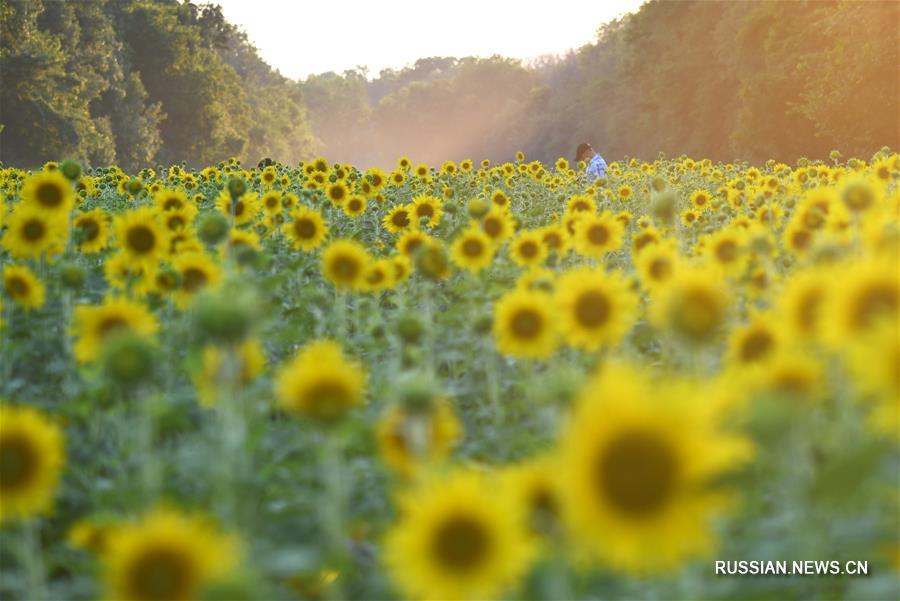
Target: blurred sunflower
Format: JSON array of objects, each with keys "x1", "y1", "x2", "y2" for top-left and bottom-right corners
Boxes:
[
  {"x1": 573, "y1": 211, "x2": 624, "y2": 258},
  {"x1": 652, "y1": 266, "x2": 730, "y2": 345},
  {"x1": 2, "y1": 204, "x2": 67, "y2": 259},
  {"x1": 508, "y1": 229, "x2": 547, "y2": 268},
  {"x1": 555, "y1": 267, "x2": 637, "y2": 351},
  {"x1": 72, "y1": 296, "x2": 159, "y2": 363},
  {"x1": 114, "y1": 208, "x2": 168, "y2": 271},
  {"x1": 451, "y1": 227, "x2": 495, "y2": 273},
  {"x1": 283, "y1": 206, "x2": 328, "y2": 251},
  {"x1": 0, "y1": 404, "x2": 65, "y2": 524},
  {"x1": 3, "y1": 264, "x2": 45, "y2": 310},
  {"x1": 172, "y1": 252, "x2": 221, "y2": 309},
  {"x1": 375, "y1": 399, "x2": 461, "y2": 477},
  {"x1": 74, "y1": 209, "x2": 110, "y2": 253},
  {"x1": 493, "y1": 288, "x2": 557, "y2": 359},
  {"x1": 102, "y1": 508, "x2": 238, "y2": 601},
  {"x1": 412, "y1": 194, "x2": 443, "y2": 228},
  {"x1": 321, "y1": 239, "x2": 369, "y2": 290},
  {"x1": 22, "y1": 170, "x2": 74, "y2": 215},
  {"x1": 384, "y1": 470, "x2": 534, "y2": 600},
  {"x1": 480, "y1": 209, "x2": 515, "y2": 245},
  {"x1": 274, "y1": 339, "x2": 366, "y2": 422},
  {"x1": 192, "y1": 339, "x2": 266, "y2": 408}
]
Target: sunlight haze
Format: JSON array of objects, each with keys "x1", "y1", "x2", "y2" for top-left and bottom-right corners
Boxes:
[{"x1": 215, "y1": 0, "x2": 645, "y2": 79}]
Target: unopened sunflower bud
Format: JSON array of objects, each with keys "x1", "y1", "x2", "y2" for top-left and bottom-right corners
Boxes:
[
  {"x1": 59, "y1": 262, "x2": 85, "y2": 290},
  {"x1": 191, "y1": 290, "x2": 254, "y2": 343},
  {"x1": 197, "y1": 212, "x2": 229, "y2": 245},
  {"x1": 227, "y1": 177, "x2": 246, "y2": 199},
  {"x1": 415, "y1": 244, "x2": 450, "y2": 281},
  {"x1": 60, "y1": 160, "x2": 81, "y2": 181},
  {"x1": 102, "y1": 332, "x2": 156, "y2": 386},
  {"x1": 397, "y1": 314, "x2": 424, "y2": 344}
]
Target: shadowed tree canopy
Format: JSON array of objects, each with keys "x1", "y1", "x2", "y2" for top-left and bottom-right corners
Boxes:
[{"x1": 2, "y1": 0, "x2": 897, "y2": 169}]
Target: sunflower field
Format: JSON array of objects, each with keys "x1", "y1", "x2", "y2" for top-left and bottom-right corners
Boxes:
[{"x1": 0, "y1": 152, "x2": 898, "y2": 601}]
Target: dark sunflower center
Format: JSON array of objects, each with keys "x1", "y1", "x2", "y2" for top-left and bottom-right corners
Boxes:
[
  {"x1": 233, "y1": 201, "x2": 245, "y2": 217},
  {"x1": 417, "y1": 204, "x2": 434, "y2": 217},
  {"x1": 404, "y1": 238, "x2": 424, "y2": 255},
  {"x1": 544, "y1": 233, "x2": 561, "y2": 249},
  {"x1": 304, "y1": 379, "x2": 352, "y2": 420},
  {"x1": 6, "y1": 276, "x2": 28, "y2": 297},
  {"x1": 36, "y1": 182, "x2": 64, "y2": 208},
  {"x1": 331, "y1": 255, "x2": 360, "y2": 281},
  {"x1": 739, "y1": 329, "x2": 774, "y2": 362},
  {"x1": 483, "y1": 218, "x2": 502, "y2": 237},
  {"x1": 596, "y1": 429, "x2": 677, "y2": 517},
  {"x1": 851, "y1": 283, "x2": 898, "y2": 329},
  {"x1": 391, "y1": 211, "x2": 410, "y2": 227},
  {"x1": 575, "y1": 290, "x2": 611, "y2": 328},
  {"x1": 673, "y1": 288, "x2": 721, "y2": 341},
  {"x1": 79, "y1": 218, "x2": 100, "y2": 241},
  {"x1": 0, "y1": 434, "x2": 38, "y2": 491},
  {"x1": 649, "y1": 258, "x2": 671, "y2": 280},
  {"x1": 330, "y1": 187, "x2": 345, "y2": 201},
  {"x1": 587, "y1": 224, "x2": 609, "y2": 245},
  {"x1": 519, "y1": 241, "x2": 539, "y2": 259},
  {"x1": 462, "y1": 238, "x2": 484, "y2": 258},
  {"x1": 715, "y1": 240, "x2": 738, "y2": 262},
  {"x1": 181, "y1": 268, "x2": 208, "y2": 293},
  {"x1": 294, "y1": 219, "x2": 316, "y2": 239},
  {"x1": 790, "y1": 229, "x2": 812, "y2": 250},
  {"x1": 167, "y1": 216, "x2": 185, "y2": 230},
  {"x1": 348, "y1": 199, "x2": 362, "y2": 212},
  {"x1": 98, "y1": 317, "x2": 128, "y2": 338},
  {"x1": 163, "y1": 198, "x2": 182, "y2": 210},
  {"x1": 129, "y1": 548, "x2": 190, "y2": 601},
  {"x1": 695, "y1": 195, "x2": 707, "y2": 205},
  {"x1": 127, "y1": 226, "x2": 156, "y2": 254},
  {"x1": 23, "y1": 219, "x2": 46, "y2": 242},
  {"x1": 511, "y1": 308, "x2": 542, "y2": 339},
  {"x1": 432, "y1": 514, "x2": 491, "y2": 573}
]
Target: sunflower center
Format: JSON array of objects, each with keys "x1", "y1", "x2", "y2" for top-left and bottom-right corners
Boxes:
[
  {"x1": 649, "y1": 258, "x2": 671, "y2": 281},
  {"x1": 714, "y1": 240, "x2": 738, "y2": 262},
  {"x1": 672, "y1": 287, "x2": 721, "y2": 341},
  {"x1": 167, "y1": 216, "x2": 185, "y2": 230},
  {"x1": 417, "y1": 204, "x2": 434, "y2": 217},
  {"x1": 391, "y1": 211, "x2": 410, "y2": 227},
  {"x1": 519, "y1": 241, "x2": 539, "y2": 259},
  {"x1": 0, "y1": 434, "x2": 38, "y2": 492},
  {"x1": 739, "y1": 329, "x2": 774, "y2": 362},
  {"x1": 543, "y1": 233, "x2": 561, "y2": 249},
  {"x1": 460, "y1": 236, "x2": 484, "y2": 258},
  {"x1": 6, "y1": 276, "x2": 28, "y2": 297},
  {"x1": 98, "y1": 317, "x2": 129, "y2": 339},
  {"x1": 127, "y1": 226, "x2": 157, "y2": 254},
  {"x1": 790, "y1": 229, "x2": 812, "y2": 250},
  {"x1": 303, "y1": 379, "x2": 352, "y2": 420},
  {"x1": 331, "y1": 255, "x2": 361, "y2": 282},
  {"x1": 587, "y1": 224, "x2": 609, "y2": 245},
  {"x1": 129, "y1": 548, "x2": 190, "y2": 601},
  {"x1": 596, "y1": 429, "x2": 677, "y2": 517},
  {"x1": 294, "y1": 219, "x2": 316, "y2": 239},
  {"x1": 851, "y1": 283, "x2": 898, "y2": 330},
  {"x1": 330, "y1": 187, "x2": 346, "y2": 202},
  {"x1": 163, "y1": 198, "x2": 182, "y2": 210},
  {"x1": 575, "y1": 290, "x2": 610, "y2": 328},
  {"x1": 36, "y1": 182, "x2": 64, "y2": 208},
  {"x1": 483, "y1": 218, "x2": 502, "y2": 237},
  {"x1": 181, "y1": 268, "x2": 208, "y2": 293},
  {"x1": 511, "y1": 308, "x2": 542, "y2": 339},
  {"x1": 23, "y1": 219, "x2": 46, "y2": 241},
  {"x1": 348, "y1": 199, "x2": 362, "y2": 212},
  {"x1": 78, "y1": 219, "x2": 100, "y2": 241},
  {"x1": 432, "y1": 514, "x2": 491, "y2": 573}
]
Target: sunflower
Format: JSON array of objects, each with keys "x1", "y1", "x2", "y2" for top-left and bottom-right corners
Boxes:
[
  {"x1": 160, "y1": 205, "x2": 197, "y2": 234},
  {"x1": 114, "y1": 208, "x2": 168, "y2": 271},
  {"x1": 384, "y1": 470, "x2": 534, "y2": 600},
  {"x1": 689, "y1": 189, "x2": 712, "y2": 211},
  {"x1": 508, "y1": 230, "x2": 547, "y2": 268},
  {"x1": 725, "y1": 313, "x2": 783, "y2": 369},
  {"x1": 493, "y1": 288, "x2": 557, "y2": 359},
  {"x1": 699, "y1": 227, "x2": 746, "y2": 275},
  {"x1": 366, "y1": 168, "x2": 388, "y2": 190},
  {"x1": 559, "y1": 363, "x2": 752, "y2": 573},
  {"x1": 3, "y1": 264, "x2": 45, "y2": 310},
  {"x1": 480, "y1": 209, "x2": 515, "y2": 244},
  {"x1": 260, "y1": 190, "x2": 282, "y2": 215},
  {"x1": 414, "y1": 163, "x2": 431, "y2": 180},
  {"x1": 103, "y1": 508, "x2": 238, "y2": 601},
  {"x1": 72, "y1": 296, "x2": 159, "y2": 363},
  {"x1": 103, "y1": 251, "x2": 152, "y2": 293},
  {"x1": 274, "y1": 339, "x2": 366, "y2": 422},
  {"x1": 389, "y1": 170, "x2": 406, "y2": 186},
  {"x1": 283, "y1": 206, "x2": 328, "y2": 252},
  {"x1": 843, "y1": 322, "x2": 900, "y2": 435},
  {"x1": 362, "y1": 258, "x2": 396, "y2": 293},
  {"x1": 74, "y1": 209, "x2": 110, "y2": 253},
  {"x1": 383, "y1": 204, "x2": 415, "y2": 234},
  {"x1": 325, "y1": 181, "x2": 349, "y2": 207},
  {"x1": 321, "y1": 239, "x2": 369, "y2": 290},
  {"x1": 215, "y1": 191, "x2": 259, "y2": 226},
  {"x1": 490, "y1": 189, "x2": 510, "y2": 210},
  {"x1": 412, "y1": 194, "x2": 443, "y2": 228},
  {"x1": 573, "y1": 211, "x2": 624, "y2": 258},
  {"x1": 450, "y1": 227, "x2": 495, "y2": 273},
  {"x1": 342, "y1": 194, "x2": 367, "y2": 218},
  {"x1": 192, "y1": 339, "x2": 266, "y2": 408},
  {"x1": 652, "y1": 266, "x2": 730, "y2": 345},
  {"x1": 154, "y1": 188, "x2": 189, "y2": 212},
  {"x1": 503, "y1": 457, "x2": 564, "y2": 545},
  {"x1": 0, "y1": 404, "x2": 65, "y2": 524},
  {"x1": 555, "y1": 267, "x2": 637, "y2": 350},
  {"x1": 2, "y1": 204, "x2": 67, "y2": 259},
  {"x1": 396, "y1": 229, "x2": 434, "y2": 259},
  {"x1": 636, "y1": 240, "x2": 679, "y2": 292},
  {"x1": 539, "y1": 223, "x2": 569, "y2": 255},
  {"x1": 822, "y1": 258, "x2": 898, "y2": 346},
  {"x1": 173, "y1": 252, "x2": 222, "y2": 309},
  {"x1": 375, "y1": 399, "x2": 462, "y2": 477},
  {"x1": 21, "y1": 170, "x2": 74, "y2": 215},
  {"x1": 397, "y1": 156, "x2": 412, "y2": 171},
  {"x1": 617, "y1": 184, "x2": 633, "y2": 202}
]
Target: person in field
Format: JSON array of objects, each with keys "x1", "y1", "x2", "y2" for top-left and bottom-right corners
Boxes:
[{"x1": 576, "y1": 142, "x2": 607, "y2": 182}]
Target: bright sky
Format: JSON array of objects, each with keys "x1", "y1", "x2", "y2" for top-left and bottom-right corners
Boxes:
[{"x1": 215, "y1": 0, "x2": 645, "y2": 80}]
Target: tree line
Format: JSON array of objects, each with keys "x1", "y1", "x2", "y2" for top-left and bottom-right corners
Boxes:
[{"x1": 2, "y1": 0, "x2": 897, "y2": 170}]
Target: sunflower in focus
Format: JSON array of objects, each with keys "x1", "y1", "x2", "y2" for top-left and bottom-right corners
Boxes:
[
  {"x1": 384, "y1": 204, "x2": 415, "y2": 234},
  {"x1": 451, "y1": 227, "x2": 495, "y2": 273},
  {"x1": 412, "y1": 194, "x2": 443, "y2": 228},
  {"x1": 573, "y1": 211, "x2": 624, "y2": 258},
  {"x1": 114, "y1": 208, "x2": 168, "y2": 271},
  {"x1": 493, "y1": 288, "x2": 557, "y2": 359},
  {"x1": 559, "y1": 363, "x2": 752, "y2": 573},
  {"x1": 102, "y1": 507, "x2": 238, "y2": 601},
  {"x1": 555, "y1": 267, "x2": 637, "y2": 351},
  {"x1": 0, "y1": 403, "x2": 65, "y2": 524},
  {"x1": 321, "y1": 239, "x2": 369, "y2": 290},
  {"x1": 72, "y1": 296, "x2": 159, "y2": 363},
  {"x1": 283, "y1": 206, "x2": 328, "y2": 251},
  {"x1": 384, "y1": 469, "x2": 534, "y2": 600},
  {"x1": 342, "y1": 194, "x2": 367, "y2": 218},
  {"x1": 480, "y1": 209, "x2": 515, "y2": 245},
  {"x1": 274, "y1": 339, "x2": 366, "y2": 422},
  {"x1": 326, "y1": 181, "x2": 349, "y2": 207},
  {"x1": 3, "y1": 264, "x2": 45, "y2": 310}
]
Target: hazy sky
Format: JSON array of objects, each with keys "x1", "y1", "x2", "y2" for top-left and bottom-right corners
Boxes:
[{"x1": 216, "y1": 0, "x2": 645, "y2": 80}]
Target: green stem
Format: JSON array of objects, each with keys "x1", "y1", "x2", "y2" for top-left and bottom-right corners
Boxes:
[
  {"x1": 319, "y1": 432, "x2": 347, "y2": 600},
  {"x1": 21, "y1": 519, "x2": 47, "y2": 601}
]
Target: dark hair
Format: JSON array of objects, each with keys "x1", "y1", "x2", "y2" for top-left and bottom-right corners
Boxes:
[{"x1": 575, "y1": 143, "x2": 593, "y2": 163}]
